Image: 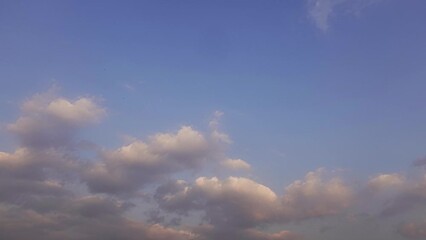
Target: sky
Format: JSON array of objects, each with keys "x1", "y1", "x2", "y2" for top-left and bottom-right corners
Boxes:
[{"x1": 1, "y1": 0, "x2": 426, "y2": 239}]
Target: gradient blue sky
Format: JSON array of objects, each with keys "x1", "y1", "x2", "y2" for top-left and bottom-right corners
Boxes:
[{"x1": 1, "y1": 1, "x2": 426, "y2": 239}]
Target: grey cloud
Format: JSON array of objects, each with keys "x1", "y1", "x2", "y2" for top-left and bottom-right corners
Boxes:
[
  {"x1": 398, "y1": 220, "x2": 426, "y2": 239},
  {"x1": 192, "y1": 225, "x2": 302, "y2": 240},
  {"x1": 7, "y1": 89, "x2": 105, "y2": 150},
  {"x1": 155, "y1": 169, "x2": 353, "y2": 235},
  {"x1": 0, "y1": 147, "x2": 78, "y2": 209},
  {"x1": 5, "y1": 88, "x2": 425, "y2": 240},
  {"x1": 281, "y1": 169, "x2": 353, "y2": 220},
  {"x1": 0, "y1": 89, "x2": 215, "y2": 240},
  {"x1": 83, "y1": 126, "x2": 221, "y2": 195},
  {"x1": 413, "y1": 157, "x2": 426, "y2": 167},
  {"x1": 379, "y1": 175, "x2": 426, "y2": 217},
  {"x1": 0, "y1": 196, "x2": 196, "y2": 240}
]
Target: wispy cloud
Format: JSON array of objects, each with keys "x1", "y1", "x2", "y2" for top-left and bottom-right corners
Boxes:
[{"x1": 307, "y1": 0, "x2": 384, "y2": 32}]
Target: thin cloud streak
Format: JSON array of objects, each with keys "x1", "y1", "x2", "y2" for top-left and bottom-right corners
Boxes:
[{"x1": 307, "y1": 0, "x2": 384, "y2": 31}]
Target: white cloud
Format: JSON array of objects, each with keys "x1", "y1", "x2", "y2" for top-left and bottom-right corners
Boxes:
[
  {"x1": 307, "y1": 0, "x2": 383, "y2": 31},
  {"x1": 367, "y1": 173, "x2": 406, "y2": 191},
  {"x1": 209, "y1": 110, "x2": 232, "y2": 144},
  {"x1": 83, "y1": 126, "x2": 214, "y2": 195},
  {"x1": 45, "y1": 98, "x2": 105, "y2": 125},
  {"x1": 221, "y1": 158, "x2": 251, "y2": 171},
  {"x1": 4, "y1": 87, "x2": 426, "y2": 240},
  {"x1": 155, "y1": 169, "x2": 353, "y2": 233},
  {"x1": 7, "y1": 89, "x2": 105, "y2": 149},
  {"x1": 281, "y1": 168, "x2": 353, "y2": 219},
  {"x1": 155, "y1": 176, "x2": 279, "y2": 229}
]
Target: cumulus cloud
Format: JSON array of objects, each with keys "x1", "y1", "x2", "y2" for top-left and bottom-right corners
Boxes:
[
  {"x1": 221, "y1": 158, "x2": 251, "y2": 171},
  {"x1": 0, "y1": 196, "x2": 196, "y2": 240},
  {"x1": 379, "y1": 174, "x2": 426, "y2": 217},
  {"x1": 281, "y1": 168, "x2": 353, "y2": 220},
  {"x1": 155, "y1": 169, "x2": 352, "y2": 236},
  {"x1": 155, "y1": 176, "x2": 279, "y2": 228},
  {"x1": 367, "y1": 173, "x2": 406, "y2": 192},
  {"x1": 83, "y1": 126, "x2": 216, "y2": 195},
  {"x1": 307, "y1": 0, "x2": 383, "y2": 31},
  {"x1": 4, "y1": 87, "x2": 426, "y2": 240},
  {"x1": 7, "y1": 89, "x2": 105, "y2": 149}
]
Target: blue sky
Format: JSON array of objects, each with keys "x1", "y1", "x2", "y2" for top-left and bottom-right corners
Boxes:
[{"x1": 1, "y1": 1, "x2": 426, "y2": 239}]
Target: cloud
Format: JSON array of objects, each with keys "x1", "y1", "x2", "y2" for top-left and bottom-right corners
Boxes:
[
  {"x1": 0, "y1": 196, "x2": 197, "y2": 240},
  {"x1": 241, "y1": 229, "x2": 302, "y2": 240},
  {"x1": 209, "y1": 111, "x2": 232, "y2": 144},
  {"x1": 398, "y1": 220, "x2": 426, "y2": 239},
  {"x1": 7, "y1": 89, "x2": 105, "y2": 149},
  {"x1": 155, "y1": 177, "x2": 279, "y2": 228},
  {"x1": 221, "y1": 158, "x2": 251, "y2": 171},
  {"x1": 307, "y1": 0, "x2": 340, "y2": 31},
  {"x1": 307, "y1": 0, "x2": 383, "y2": 31},
  {"x1": 367, "y1": 173, "x2": 406, "y2": 192},
  {"x1": 413, "y1": 157, "x2": 426, "y2": 167},
  {"x1": 83, "y1": 126, "x2": 217, "y2": 195},
  {"x1": 281, "y1": 168, "x2": 353, "y2": 220},
  {"x1": 193, "y1": 224, "x2": 302, "y2": 240},
  {"x1": 4, "y1": 87, "x2": 426, "y2": 239},
  {"x1": 379, "y1": 174, "x2": 426, "y2": 217},
  {"x1": 155, "y1": 169, "x2": 353, "y2": 235}
]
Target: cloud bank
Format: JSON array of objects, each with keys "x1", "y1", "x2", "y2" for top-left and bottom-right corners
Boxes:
[{"x1": 0, "y1": 88, "x2": 425, "y2": 239}]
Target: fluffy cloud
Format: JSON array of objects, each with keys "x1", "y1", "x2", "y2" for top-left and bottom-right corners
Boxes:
[
  {"x1": 7, "y1": 89, "x2": 105, "y2": 149},
  {"x1": 367, "y1": 173, "x2": 406, "y2": 191},
  {"x1": 221, "y1": 158, "x2": 251, "y2": 171},
  {"x1": 281, "y1": 169, "x2": 353, "y2": 220},
  {"x1": 0, "y1": 147, "x2": 77, "y2": 209},
  {"x1": 379, "y1": 174, "x2": 426, "y2": 217},
  {"x1": 155, "y1": 176, "x2": 279, "y2": 228},
  {"x1": 83, "y1": 126, "x2": 215, "y2": 195},
  {"x1": 155, "y1": 169, "x2": 353, "y2": 235},
  {"x1": 4, "y1": 88, "x2": 426, "y2": 240}
]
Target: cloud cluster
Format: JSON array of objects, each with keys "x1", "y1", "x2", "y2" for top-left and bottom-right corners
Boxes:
[
  {"x1": 0, "y1": 195, "x2": 196, "y2": 240},
  {"x1": 155, "y1": 169, "x2": 353, "y2": 236},
  {"x1": 83, "y1": 126, "x2": 214, "y2": 195},
  {"x1": 0, "y1": 90, "x2": 101, "y2": 207},
  {"x1": 7, "y1": 89, "x2": 105, "y2": 149},
  {"x1": 1, "y1": 88, "x2": 426, "y2": 240},
  {"x1": 0, "y1": 89, "x2": 203, "y2": 240}
]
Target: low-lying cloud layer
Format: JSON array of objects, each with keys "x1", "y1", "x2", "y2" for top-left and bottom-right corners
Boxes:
[{"x1": 0, "y1": 88, "x2": 425, "y2": 239}]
